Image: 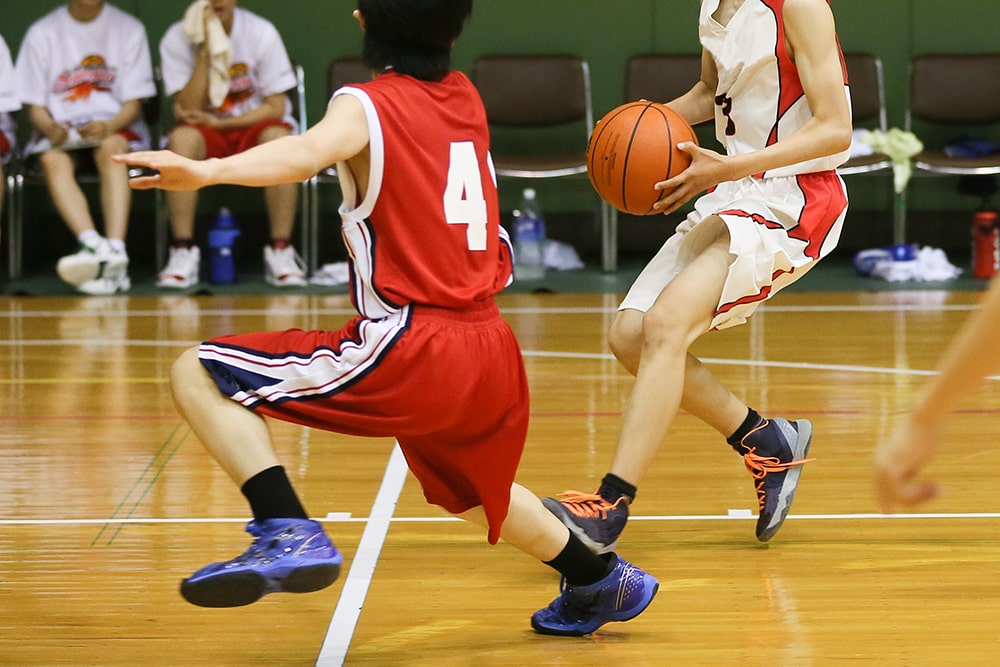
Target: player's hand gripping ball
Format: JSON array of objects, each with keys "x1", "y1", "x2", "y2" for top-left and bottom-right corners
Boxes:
[{"x1": 587, "y1": 101, "x2": 698, "y2": 215}]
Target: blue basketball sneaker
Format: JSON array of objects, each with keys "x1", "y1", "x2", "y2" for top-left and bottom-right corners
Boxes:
[
  {"x1": 541, "y1": 491, "x2": 629, "y2": 554},
  {"x1": 180, "y1": 518, "x2": 342, "y2": 607},
  {"x1": 531, "y1": 555, "x2": 658, "y2": 636},
  {"x1": 731, "y1": 418, "x2": 814, "y2": 542}
]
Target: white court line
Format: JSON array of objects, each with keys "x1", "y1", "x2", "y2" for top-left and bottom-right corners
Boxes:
[
  {"x1": 522, "y1": 350, "x2": 954, "y2": 378},
  {"x1": 7, "y1": 512, "x2": 1000, "y2": 527},
  {"x1": 0, "y1": 301, "x2": 977, "y2": 321},
  {"x1": 3, "y1": 342, "x2": 976, "y2": 381},
  {"x1": 315, "y1": 443, "x2": 409, "y2": 667},
  {"x1": 0, "y1": 308, "x2": 361, "y2": 319}
]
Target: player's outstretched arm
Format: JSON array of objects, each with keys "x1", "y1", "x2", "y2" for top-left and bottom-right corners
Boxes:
[
  {"x1": 874, "y1": 274, "x2": 1000, "y2": 511},
  {"x1": 114, "y1": 93, "x2": 370, "y2": 191}
]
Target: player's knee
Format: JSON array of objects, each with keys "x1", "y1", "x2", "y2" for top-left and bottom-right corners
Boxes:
[
  {"x1": 641, "y1": 301, "x2": 693, "y2": 351},
  {"x1": 167, "y1": 126, "x2": 205, "y2": 157},
  {"x1": 169, "y1": 346, "x2": 205, "y2": 404},
  {"x1": 609, "y1": 312, "x2": 642, "y2": 371},
  {"x1": 37, "y1": 150, "x2": 72, "y2": 176}
]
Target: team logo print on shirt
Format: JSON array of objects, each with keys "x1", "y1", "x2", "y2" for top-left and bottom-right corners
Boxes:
[
  {"x1": 53, "y1": 54, "x2": 116, "y2": 102},
  {"x1": 221, "y1": 62, "x2": 256, "y2": 111}
]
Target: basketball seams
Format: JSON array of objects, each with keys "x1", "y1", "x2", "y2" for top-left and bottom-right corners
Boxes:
[
  {"x1": 588, "y1": 102, "x2": 640, "y2": 211},
  {"x1": 587, "y1": 100, "x2": 696, "y2": 215},
  {"x1": 622, "y1": 102, "x2": 653, "y2": 214},
  {"x1": 645, "y1": 104, "x2": 674, "y2": 215}
]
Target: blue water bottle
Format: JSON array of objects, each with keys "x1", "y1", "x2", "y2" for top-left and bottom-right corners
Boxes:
[{"x1": 208, "y1": 207, "x2": 241, "y2": 284}]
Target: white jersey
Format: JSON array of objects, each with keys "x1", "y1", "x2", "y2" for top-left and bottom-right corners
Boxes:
[
  {"x1": 14, "y1": 3, "x2": 155, "y2": 153},
  {"x1": 0, "y1": 34, "x2": 17, "y2": 159},
  {"x1": 0, "y1": 35, "x2": 19, "y2": 114},
  {"x1": 160, "y1": 7, "x2": 297, "y2": 128},
  {"x1": 700, "y1": 0, "x2": 851, "y2": 177},
  {"x1": 621, "y1": 0, "x2": 850, "y2": 329}
]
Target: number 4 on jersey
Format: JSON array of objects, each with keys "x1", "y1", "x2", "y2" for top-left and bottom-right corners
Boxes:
[{"x1": 443, "y1": 141, "x2": 488, "y2": 251}]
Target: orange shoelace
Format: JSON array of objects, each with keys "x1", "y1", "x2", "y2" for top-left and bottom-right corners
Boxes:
[
  {"x1": 742, "y1": 449, "x2": 815, "y2": 510},
  {"x1": 555, "y1": 490, "x2": 627, "y2": 518}
]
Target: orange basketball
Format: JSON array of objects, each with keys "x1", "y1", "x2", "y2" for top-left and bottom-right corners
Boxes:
[{"x1": 587, "y1": 101, "x2": 698, "y2": 216}]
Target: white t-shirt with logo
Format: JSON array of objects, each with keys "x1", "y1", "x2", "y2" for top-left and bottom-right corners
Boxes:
[
  {"x1": 15, "y1": 3, "x2": 156, "y2": 154},
  {"x1": 0, "y1": 34, "x2": 18, "y2": 160},
  {"x1": 160, "y1": 7, "x2": 297, "y2": 130}
]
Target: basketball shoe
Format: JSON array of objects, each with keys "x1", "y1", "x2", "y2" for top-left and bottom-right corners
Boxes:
[
  {"x1": 180, "y1": 518, "x2": 342, "y2": 607},
  {"x1": 541, "y1": 491, "x2": 629, "y2": 555},
  {"x1": 264, "y1": 244, "x2": 307, "y2": 287},
  {"x1": 531, "y1": 554, "x2": 658, "y2": 636},
  {"x1": 731, "y1": 417, "x2": 814, "y2": 542},
  {"x1": 57, "y1": 237, "x2": 128, "y2": 289},
  {"x1": 156, "y1": 246, "x2": 201, "y2": 289}
]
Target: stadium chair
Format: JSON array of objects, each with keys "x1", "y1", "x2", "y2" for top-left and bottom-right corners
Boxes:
[
  {"x1": 624, "y1": 53, "x2": 702, "y2": 108},
  {"x1": 4, "y1": 157, "x2": 21, "y2": 282},
  {"x1": 616, "y1": 53, "x2": 705, "y2": 259},
  {"x1": 904, "y1": 53, "x2": 1000, "y2": 242},
  {"x1": 305, "y1": 57, "x2": 372, "y2": 275},
  {"x1": 470, "y1": 54, "x2": 618, "y2": 271},
  {"x1": 840, "y1": 53, "x2": 893, "y2": 177},
  {"x1": 837, "y1": 53, "x2": 900, "y2": 241},
  {"x1": 6, "y1": 68, "x2": 163, "y2": 282}
]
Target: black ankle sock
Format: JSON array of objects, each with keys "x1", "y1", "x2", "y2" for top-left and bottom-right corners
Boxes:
[
  {"x1": 598, "y1": 473, "x2": 637, "y2": 504},
  {"x1": 727, "y1": 408, "x2": 764, "y2": 446},
  {"x1": 544, "y1": 534, "x2": 616, "y2": 586},
  {"x1": 172, "y1": 239, "x2": 196, "y2": 249},
  {"x1": 241, "y1": 465, "x2": 309, "y2": 523}
]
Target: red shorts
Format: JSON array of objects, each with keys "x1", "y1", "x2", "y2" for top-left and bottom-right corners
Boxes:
[
  {"x1": 0, "y1": 131, "x2": 11, "y2": 162},
  {"x1": 177, "y1": 119, "x2": 292, "y2": 159},
  {"x1": 198, "y1": 300, "x2": 529, "y2": 544}
]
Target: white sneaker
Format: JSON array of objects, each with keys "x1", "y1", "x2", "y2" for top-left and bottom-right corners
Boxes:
[
  {"x1": 264, "y1": 244, "x2": 307, "y2": 287},
  {"x1": 57, "y1": 237, "x2": 128, "y2": 288},
  {"x1": 157, "y1": 246, "x2": 201, "y2": 289},
  {"x1": 78, "y1": 272, "x2": 132, "y2": 295}
]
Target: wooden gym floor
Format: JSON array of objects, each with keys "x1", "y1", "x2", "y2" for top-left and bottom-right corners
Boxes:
[{"x1": 1, "y1": 288, "x2": 998, "y2": 665}]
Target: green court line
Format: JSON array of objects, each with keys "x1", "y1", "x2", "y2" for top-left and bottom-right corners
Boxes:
[{"x1": 92, "y1": 422, "x2": 190, "y2": 547}]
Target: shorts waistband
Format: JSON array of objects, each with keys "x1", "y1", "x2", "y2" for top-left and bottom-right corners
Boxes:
[{"x1": 411, "y1": 299, "x2": 501, "y2": 323}]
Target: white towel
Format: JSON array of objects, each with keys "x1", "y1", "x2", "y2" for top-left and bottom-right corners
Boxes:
[
  {"x1": 182, "y1": 0, "x2": 232, "y2": 109},
  {"x1": 869, "y1": 246, "x2": 962, "y2": 282}
]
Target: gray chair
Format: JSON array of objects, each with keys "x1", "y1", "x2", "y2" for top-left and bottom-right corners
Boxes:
[
  {"x1": 624, "y1": 53, "x2": 702, "y2": 108},
  {"x1": 470, "y1": 54, "x2": 618, "y2": 271},
  {"x1": 305, "y1": 57, "x2": 372, "y2": 275},
  {"x1": 903, "y1": 53, "x2": 1000, "y2": 242},
  {"x1": 837, "y1": 53, "x2": 900, "y2": 242},
  {"x1": 616, "y1": 53, "x2": 705, "y2": 260}
]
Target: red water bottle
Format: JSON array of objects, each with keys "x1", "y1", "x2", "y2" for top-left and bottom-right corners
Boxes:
[{"x1": 972, "y1": 210, "x2": 999, "y2": 279}]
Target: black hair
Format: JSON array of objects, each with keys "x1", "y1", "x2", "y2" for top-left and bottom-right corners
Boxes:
[{"x1": 357, "y1": 0, "x2": 473, "y2": 82}]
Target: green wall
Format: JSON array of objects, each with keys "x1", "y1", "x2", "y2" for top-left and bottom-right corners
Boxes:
[{"x1": 3, "y1": 0, "x2": 999, "y2": 234}]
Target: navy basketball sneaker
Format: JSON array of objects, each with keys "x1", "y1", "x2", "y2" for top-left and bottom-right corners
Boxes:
[
  {"x1": 731, "y1": 417, "x2": 814, "y2": 542},
  {"x1": 531, "y1": 554, "x2": 658, "y2": 636},
  {"x1": 180, "y1": 518, "x2": 342, "y2": 607}
]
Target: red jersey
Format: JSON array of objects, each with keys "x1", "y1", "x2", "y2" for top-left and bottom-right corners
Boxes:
[{"x1": 332, "y1": 70, "x2": 513, "y2": 318}]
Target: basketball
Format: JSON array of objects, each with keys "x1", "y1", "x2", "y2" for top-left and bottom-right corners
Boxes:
[{"x1": 587, "y1": 101, "x2": 698, "y2": 215}]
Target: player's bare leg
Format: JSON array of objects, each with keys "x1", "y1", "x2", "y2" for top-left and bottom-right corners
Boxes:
[
  {"x1": 461, "y1": 484, "x2": 658, "y2": 636},
  {"x1": 169, "y1": 347, "x2": 341, "y2": 607},
  {"x1": 544, "y1": 216, "x2": 814, "y2": 546}
]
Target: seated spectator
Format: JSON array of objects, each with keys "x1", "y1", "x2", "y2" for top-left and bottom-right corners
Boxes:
[
  {"x1": 14, "y1": 0, "x2": 155, "y2": 295},
  {"x1": 156, "y1": 0, "x2": 306, "y2": 289},
  {"x1": 0, "y1": 33, "x2": 19, "y2": 246}
]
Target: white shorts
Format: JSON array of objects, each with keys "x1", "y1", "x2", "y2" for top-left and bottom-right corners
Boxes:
[{"x1": 619, "y1": 171, "x2": 848, "y2": 330}]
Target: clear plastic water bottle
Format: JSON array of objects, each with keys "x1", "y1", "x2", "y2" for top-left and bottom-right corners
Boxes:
[
  {"x1": 208, "y1": 207, "x2": 241, "y2": 284},
  {"x1": 512, "y1": 188, "x2": 546, "y2": 281}
]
